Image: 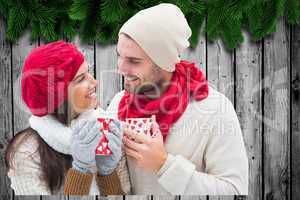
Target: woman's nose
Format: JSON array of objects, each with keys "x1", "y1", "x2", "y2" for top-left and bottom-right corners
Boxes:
[
  {"x1": 88, "y1": 73, "x2": 98, "y2": 87},
  {"x1": 92, "y1": 77, "x2": 98, "y2": 87}
]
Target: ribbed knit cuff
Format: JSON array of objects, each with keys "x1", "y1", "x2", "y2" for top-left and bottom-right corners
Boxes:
[
  {"x1": 157, "y1": 153, "x2": 175, "y2": 177},
  {"x1": 96, "y1": 170, "x2": 125, "y2": 195},
  {"x1": 63, "y1": 168, "x2": 93, "y2": 195}
]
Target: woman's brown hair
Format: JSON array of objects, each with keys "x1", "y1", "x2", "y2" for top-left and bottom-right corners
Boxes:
[{"x1": 5, "y1": 101, "x2": 73, "y2": 194}]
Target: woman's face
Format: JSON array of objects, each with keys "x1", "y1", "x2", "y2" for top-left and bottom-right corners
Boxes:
[{"x1": 68, "y1": 61, "x2": 98, "y2": 114}]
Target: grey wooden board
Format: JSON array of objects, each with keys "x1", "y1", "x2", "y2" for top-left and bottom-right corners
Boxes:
[
  {"x1": 291, "y1": 24, "x2": 300, "y2": 200},
  {"x1": 181, "y1": 195, "x2": 206, "y2": 200},
  {"x1": 68, "y1": 196, "x2": 96, "y2": 200},
  {"x1": 96, "y1": 44, "x2": 122, "y2": 110},
  {"x1": 100, "y1": 196, "x2": 120, "y2": 200},
  {"x1": 0, "y1": 15, "x2": 13, "y2": 200},
  {"x1": 42, "y1": 196, "x2": 68, "y2": 200},
  {"x1": 152, "y1": 195, "x2": 179, "y2": 200},
  {"x1": 181, "y1": 23, "x2": 207, "y2": 76},
  {"x1": 125, "y1": 196, "x2": 151, "y2": 200},
  {"x1": 208, "y1": 196, "x2": 234, "y2": 200},
  {"x1": 11, "y1": 31, "x2": 38, "y2": 133},
  {"x1": 12, "y1": 31, "x2": 40, "y2": 200},
  {"x1": 207, "y1": 39, "x2": 235, "y2": 103},
  {"x1": 263, "y1": 19, "x2": 290, "y2": 200},
  {"x1": 234, "y1": 196, "x2": 247, "y2": 200},
  {"x1": 99, "y1": 197, "x2": 112, "y2": 200},
  {"x1": 14, "y1": 196, "x2": 42, "y2": 200},
  {"x1": 105, "y1": 195, "x2": 123, "y2": 200},
  {"x1": 235, "y1": 31, "x2": 263, "y2": 200}
]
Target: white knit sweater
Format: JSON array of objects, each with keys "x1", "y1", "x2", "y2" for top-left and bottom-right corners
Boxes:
[{"x1": 106, "y1": 86, "x2": 249, "y2": 195}]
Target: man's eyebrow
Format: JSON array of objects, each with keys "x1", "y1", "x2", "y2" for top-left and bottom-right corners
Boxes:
[{"x1": 116, "y1": 49, "x2": 143, "y2": 60}]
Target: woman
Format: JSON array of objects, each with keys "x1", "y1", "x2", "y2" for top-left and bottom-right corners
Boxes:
[{"x1": 5, "y1": 41, "x2": 130, "y2": 195}]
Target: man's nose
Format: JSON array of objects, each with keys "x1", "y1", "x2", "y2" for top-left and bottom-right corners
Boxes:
[{"x1": 117, "y1": 61, "x2": 129, "y2": 75}]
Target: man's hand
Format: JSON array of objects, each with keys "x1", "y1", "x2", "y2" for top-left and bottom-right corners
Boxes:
[{"x1": 123, "y1": 115, "x2": 167, "y2": 173}]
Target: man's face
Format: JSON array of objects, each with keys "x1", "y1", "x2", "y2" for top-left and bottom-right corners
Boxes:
[{"x1": 117, "y1": 34, "x2": 165, "y2": 94}]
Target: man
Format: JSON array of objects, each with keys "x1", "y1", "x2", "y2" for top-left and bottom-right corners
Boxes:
[{"x1": 107, "y1": 3, "x2": 248, "y2": 195}]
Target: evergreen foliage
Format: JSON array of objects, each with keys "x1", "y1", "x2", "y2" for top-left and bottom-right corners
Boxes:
[{"x1": 0, "y1": 0, "x2": 299, "y2": 49}]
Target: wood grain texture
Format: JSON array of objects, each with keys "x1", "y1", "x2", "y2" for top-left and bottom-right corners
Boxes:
[
  {"x1": 181, "y1": 26, "x2": 207, "y2": 76},
  {"x1": 11, "y1": 32, "x2": 40, "y2": 200},
  {"x1": 235, "y1": 31, "x2": 263, "y2": 200},
  {"x1": 125, "y1": 195, "x2": 151, "y2": 200},
  {"x1": 152, "y1": 195, "x2": 178, "y2": 200},
  {"x1": 0, "y1": 15, "x2": 13, "y2": 200},
  {"x1": 208, "y1": 196, "x2": 234, "y2": 200},
  {"x1": 263, "y1": 19, "x2": 290, "y2": 200},
  {"x1": 291, "y1": 24, "x2": 300, "y2": 200},
  {"x1": 68, "y1": 196, "x2": 96, "y2": 200},
  {"x1": 207, "y1": 39, "x2": 235, "y2": 103},
  {"x1": 42, "y1": 196, "x2": 68, "y2": 200},
  {"x1": 181, "y1": 195, "x2": 207, "y2": 200},
  {"x1": 96, "y1": 44, "x2": 122, "y2": 110},
  {"x1": 11, "y1": 31, "x2": 38, "y2": 133},
  {"x1": 105, "y1": 195, "x2": 124, "y2": 200}
]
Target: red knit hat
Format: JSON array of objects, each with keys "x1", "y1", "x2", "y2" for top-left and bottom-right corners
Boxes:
[{"x1": 21, "y1": 41, "x2": 84, "y2": 116}]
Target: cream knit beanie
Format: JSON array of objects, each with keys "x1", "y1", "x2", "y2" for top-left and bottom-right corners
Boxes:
[{"x1": 118, "y1": 3, "x2": 192, "y2": 72}]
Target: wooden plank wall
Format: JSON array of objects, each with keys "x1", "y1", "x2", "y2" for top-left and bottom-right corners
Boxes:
[{"x1": 0, "y1": 16, "x2": 299, "y2": 200}]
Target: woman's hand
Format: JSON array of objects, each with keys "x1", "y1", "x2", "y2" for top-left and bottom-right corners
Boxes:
[
  {"x1": 71, "y1": 119, "x2": 102, "y2": 173},
  {"x1": 96, "y1": 119, "x2": 123, "y2": 175}
]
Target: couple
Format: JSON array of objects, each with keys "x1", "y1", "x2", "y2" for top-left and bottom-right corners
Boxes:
[{"x1": 5, "y1": 3, "x2": 249, "y2": 195}]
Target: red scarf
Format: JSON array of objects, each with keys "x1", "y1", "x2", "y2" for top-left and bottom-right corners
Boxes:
[{"x1": 118, "y1": 60, "x2": 209, "y2": 142}]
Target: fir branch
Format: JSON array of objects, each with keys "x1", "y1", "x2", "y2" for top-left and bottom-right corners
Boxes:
[
  {"x1": 69, "y1": 0, "x2": 91, "y2": 20},
  {"x1": 0, "y1": 0, "x2": 10, "y2": 16},
  {"x1": 62, "y1": 18, "x2": 77, "y2": 41},
  {"x1": 165, "y1": 0, "x2": 194, "y2": 15},
  {"x1": 221, "y1": 16, "x2": 244, "y2": 49},
  {"x1": 188, "y1": 13, "x2": 205, "y2": 48},
  {"x1": 286, "y1": 0, "x2": 300, "y2": 24},
  {"x1": 79, "y1": 0, "x2": 100, "y2": 42},
  {"x1": 30, "y1": 20, "x2": 41, "y2": 41},
  {"x1": 0, "y1": 0, "x2": 299, "y2": 49},
  {"x1": 100, "y1": 0, "x2": 128, "y2": 24},
  {"x1": 6, "y1": 4, "x2": 29, "y2": 41},
  {"x1": 190, "y1": 0, "x2": 206, "y2": 16}
]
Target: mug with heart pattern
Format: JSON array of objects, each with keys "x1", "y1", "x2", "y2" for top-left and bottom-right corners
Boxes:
[{"x1": 125, "y1": 117, "x2": 153, "y2": 136}]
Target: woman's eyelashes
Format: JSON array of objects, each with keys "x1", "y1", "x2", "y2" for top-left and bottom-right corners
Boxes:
[
  {"x1": 78, "y1": 69, "x2": 92, "y2": 83},
  {"x1": 77, "y1": 74, "x2": 86, "y2": 83}
]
